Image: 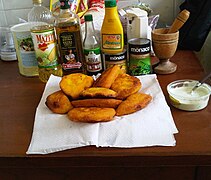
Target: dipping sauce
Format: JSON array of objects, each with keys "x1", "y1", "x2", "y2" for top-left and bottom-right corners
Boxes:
[{"x1": 167, "y1": 80, "x2": 211, "y2": 111}]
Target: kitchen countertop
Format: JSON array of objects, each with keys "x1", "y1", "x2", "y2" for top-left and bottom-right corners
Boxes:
[{"x1": 0, "y1": 50, "x2": 211, "y2": 179}]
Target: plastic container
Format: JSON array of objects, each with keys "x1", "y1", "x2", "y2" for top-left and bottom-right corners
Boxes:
[
  {"x1": 101, "y1": 0, "x2": 124, "y2": 54},
  {"x1": 126, "y1": 8, "x2": 148, "y2": 41},
  {"x1": 11, "y1": 22, "x2": 39, "y2": 77},
  {"x1": 0, "y1": 27, "x2": 17, "y2": 61},
  {"x1": 167, "y1": 79, "x2": 211, "y2": 111},
  {"x1": 31, "y1": 25, "x2": 63, "y2": 83}
]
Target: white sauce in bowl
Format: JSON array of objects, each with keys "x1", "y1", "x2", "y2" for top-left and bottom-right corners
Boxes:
[
  {"x1": 170, "y1": 86, "x2": 209, "y2": 99},
  {"x1": 167, "y1": 81, "x2": 211, "y2": 111}
]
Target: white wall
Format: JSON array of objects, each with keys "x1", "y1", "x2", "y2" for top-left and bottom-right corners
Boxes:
[
  {"x1": 0, "y1": 0, "x2": 184, "y2": 27},
  {"x1": 0, "y1": 0, "x2": 50, "y2": 27}
]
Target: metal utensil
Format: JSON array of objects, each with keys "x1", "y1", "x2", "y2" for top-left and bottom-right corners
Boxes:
[{"x1": 190, "y1": 71, "x2": 211, "y2": 93}]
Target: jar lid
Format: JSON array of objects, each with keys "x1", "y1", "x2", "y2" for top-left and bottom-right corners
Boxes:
[
  {"x1": 84, "y1": 14, "x2": 93, "y2": 21},
  {"x1": 105, "y1": 0, "x2": 116, "y2": 7}
]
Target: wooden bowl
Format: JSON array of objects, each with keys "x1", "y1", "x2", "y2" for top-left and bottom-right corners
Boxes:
[
  {"x1": 151, "y1": 28, "x2": 179, "y2": 74},
  {"x1": 152, "y1": 28, "x2": 179, "y2": 59}
]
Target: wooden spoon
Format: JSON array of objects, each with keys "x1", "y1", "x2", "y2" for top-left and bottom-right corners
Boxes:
[{"x1": 168, "y1": 9, "x2": 190, "y2": 34}]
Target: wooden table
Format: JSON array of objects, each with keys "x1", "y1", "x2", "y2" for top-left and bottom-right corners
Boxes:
[{"x1": 0, "y1": 50, "x2": 211, "y2": 180}]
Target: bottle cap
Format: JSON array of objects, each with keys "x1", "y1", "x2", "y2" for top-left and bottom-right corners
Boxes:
[
  {"x1": 60, "y1": 0, "x2": 70, "y2": 9},
  {"x1": 105, "y1": 0, "x2": 116, "y2": 7},
  {"x1": 33, "y1": 0, "x2": 42, "y2": 4},
  {"x1": 84, "y1": 14, "x2": 93, "y2": 21}
]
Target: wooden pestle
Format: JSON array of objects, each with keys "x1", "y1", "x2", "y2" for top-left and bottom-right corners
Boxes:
[{"x1": 168, "y1": 9, "x2": 190, "y2": 33}]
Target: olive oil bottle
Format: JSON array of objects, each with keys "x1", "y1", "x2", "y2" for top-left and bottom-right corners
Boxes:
[{"x1": 55, "y1": 0, "x2": 85, "y2": 75}]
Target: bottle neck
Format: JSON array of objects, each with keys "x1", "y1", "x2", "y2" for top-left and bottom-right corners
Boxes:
[
  {"x1": 105, "y1": 6, "x2": 118, "y2": 16},
  {"x1": 33, "y1": 2, "x2": 42, "y2": 6},
  {"x1": 85, "y1": 21, "x2": 95, "y2": 36}
]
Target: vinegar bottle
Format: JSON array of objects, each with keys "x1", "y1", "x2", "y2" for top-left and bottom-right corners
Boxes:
[
  {"x1": 83, "y1": 14, "x2": 103, "y2": 76},
  {"x1": 101, "y1": 0, "x2": 124, "y2": 54},
  {"x1": 54, "y1": 0, "x2": 85, "y2": 75}
]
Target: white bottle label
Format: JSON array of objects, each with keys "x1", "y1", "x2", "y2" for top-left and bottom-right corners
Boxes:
[{"x1": 84, "y1": 48, "x2": 102, "y2": 72}]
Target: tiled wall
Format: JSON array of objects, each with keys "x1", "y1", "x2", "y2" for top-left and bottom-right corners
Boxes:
[
  {"x1": 0, "y1": 0, "x2": 183, "y2": 27},
  {"x1": 0, "y1": 0, "x2": 50, "y2": 27}
]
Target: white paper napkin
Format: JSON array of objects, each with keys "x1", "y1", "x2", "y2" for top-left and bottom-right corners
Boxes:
[{"x1": 27, "y1": 74, "x2": 178, "y2": 154}]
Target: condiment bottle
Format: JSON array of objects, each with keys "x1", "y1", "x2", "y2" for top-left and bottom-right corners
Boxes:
[
  {"x1": 31, "y1": 25, "x2": 63, "y2": 83},
  {"x1": 27, "y1": 0, "x2": 55, "y2": 78},
  {"x1": 101, "y1": 0, "x2": 124, "y2": 54},
  {"x1": 54, "y1": 0, "x2": 85, "y2": 75},
  {"x1": 83, "y1": 14, "x2": 103, "y2": 76},
  {"x1": 28, "y1": 0, "x2": 54, "y2": 26}
]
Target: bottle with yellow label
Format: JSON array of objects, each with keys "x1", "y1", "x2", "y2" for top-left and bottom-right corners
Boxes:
[
  {"x1": 101, "y1": 0, "x2": 124, "y2": 54},
  {"x1": 31, "y1": 25, "x2": 63, "y2": 83}
]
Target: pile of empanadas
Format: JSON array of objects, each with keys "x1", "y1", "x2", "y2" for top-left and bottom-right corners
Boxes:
[{"x1": 45, "y1": 65, "x2": 152, "y2": 123}]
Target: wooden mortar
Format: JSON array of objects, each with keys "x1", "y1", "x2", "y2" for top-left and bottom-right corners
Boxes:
[{"x1": 152, "y1": 28, "x2": 179, "y2": 74}]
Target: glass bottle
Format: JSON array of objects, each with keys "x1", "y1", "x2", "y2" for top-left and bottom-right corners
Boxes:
[
  {"x1": 101, "y1": 0, "x2": 124, "y2": 54},
  {"x1": 28, "y1": 0, "x2": 54, "y2": 26},
  {"x1": 54, "y1": 0, "x2": 85, "y2": 75},
  {"x1": 83, "y1": 14, "x2": 103, "y2": 76}
]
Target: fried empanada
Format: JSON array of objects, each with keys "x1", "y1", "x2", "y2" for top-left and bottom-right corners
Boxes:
[
  {"x1": 116, "y1": 93, "x2": 152, "y2": 116},
  {"x1": 60, "y1": 73, "x2": 93, "y2": 99},
  {"x1": 45, "y1": 90, "x2": 73, "y2": 114},
  {"x1": 93, "y1": 65, "x2": 120, "y2": 88},
  {"x1": 80, "y1": 87, "x2": 117, "y2": 98},
  {"x1": 71, "y1": 98, "x2": 122, "y2": 108},
  {"x1": 111, "y1": 74, "x2": 141, "y2": 99},
  {"x1": 68, "y1": 107, "x2": 116, "y2": 123}
]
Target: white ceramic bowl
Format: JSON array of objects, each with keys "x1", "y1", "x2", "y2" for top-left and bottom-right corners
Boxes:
[{"x1": 167, "y1": 79, "x2": 211, "y2": 111}]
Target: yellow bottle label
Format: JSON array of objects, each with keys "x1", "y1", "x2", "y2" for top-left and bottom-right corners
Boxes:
[
  {"x1": 102, "y1": 34, "x2": 122, "y2": 50},
  {"x1": 31, "y1": 29, "x2": 58, "y2": 68}
]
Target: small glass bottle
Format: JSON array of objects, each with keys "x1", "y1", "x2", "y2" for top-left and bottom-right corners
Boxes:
[
  {"x1": 28, "y1": 0, "x2": 54, "y2": 26},
  {"x1": 54, "y1": 0, "x2": 85, "y2": 75},
  {"x1": 83, "y1": 14, "x2": 103, "y2": 76}
]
